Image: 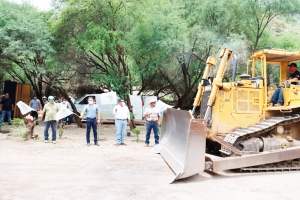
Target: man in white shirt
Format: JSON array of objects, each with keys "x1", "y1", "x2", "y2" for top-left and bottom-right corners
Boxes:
[
  {"x1": 64, "y1": 98, "x2": 73, "y2": 125},
  {"x1": 113, "y1": 99, "x2": 130, "y2": 146},
  {"x1": 57, "y1": 98, "x2": 65, "y2": 128},
  {"x1": 143, "y1": 99, "x2": 160, "y2": 147}
]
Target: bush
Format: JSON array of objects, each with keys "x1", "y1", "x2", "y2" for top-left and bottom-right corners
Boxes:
[
  {"x1": 132, "y1": 128, "x2": 141, "y2": 142},
  {"x1": 10, "y1": 118, "x2": 29, "y2": 139}
]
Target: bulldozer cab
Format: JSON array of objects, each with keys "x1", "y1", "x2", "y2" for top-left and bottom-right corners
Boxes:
[{"x1": 250, "y1": 49, "x2": 300, "y2": 108}]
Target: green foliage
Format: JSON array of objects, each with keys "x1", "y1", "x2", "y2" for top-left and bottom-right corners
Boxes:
[
  {"x1": 10, "y1": 118, "x2": 29, "y2": 139},
  {"x1": 2, "y1": 0, "x2": 300, "y2": 111},
  {"x1": 132, "y1": 128, "x2": 141, "y2": 142},
  {"x1": 11, "y1": 118, "x2": 25, "y2": 126},
  {"x1": 130, "y1": 112, "x2": 135, "y2": 121}
]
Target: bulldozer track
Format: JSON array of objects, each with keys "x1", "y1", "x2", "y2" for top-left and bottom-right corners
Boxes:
[
  {"x1": 220, "y1": 113, "x2": 300, "y2": 155},
  {"x1": 219, "y1": 113, "x2": 300, "y2": 171},
  {"x1": 240, "y1": 167, "x2": 300, "y2": 172},
  {"x1": 239, "y1": 159, "x2": 300, "y2": 172}
]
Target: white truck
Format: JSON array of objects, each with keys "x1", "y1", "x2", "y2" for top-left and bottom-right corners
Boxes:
[{"x1": 73, "y1": 94, "x2": 157, "y2": 120}]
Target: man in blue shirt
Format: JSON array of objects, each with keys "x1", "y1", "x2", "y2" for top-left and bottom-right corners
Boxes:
[
  {"x1": 29, "y1": 96, "x2": 42, "y2": 125},
  {"x1": 79, "y1": 97, "x2": 101, "y2": 146}
]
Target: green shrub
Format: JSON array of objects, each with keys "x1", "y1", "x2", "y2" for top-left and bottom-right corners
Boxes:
[
  {"x1": 10, "y1": 118, "x2": 29, "y2": 139},
  {"x1": 132, "y1": 128, "x2": 141, "y2": 142}
]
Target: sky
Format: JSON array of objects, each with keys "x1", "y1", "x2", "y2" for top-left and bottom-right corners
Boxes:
[{"x1": 9, "y1": 0, "x2": 52, "y2": 11}]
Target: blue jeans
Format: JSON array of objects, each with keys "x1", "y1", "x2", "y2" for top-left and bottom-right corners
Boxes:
[
  {"x1": 44, "y1": 120, "x2": 57, "y2": 141},
  {"x1": 145, "y1": 121, "x2": 159, "y2": 145},
  {"x1": 1, "y1": 110, "x2": 12, "y2": 124},
  {"x1": 115, "y1": 119, "x2": 127, "y2": 144},
  {"x1": 86, "y1": 118, "x2": 97, "y2": 143},
  {"x1": 270, "y1": 88, "x2": 284, "y2": 105},
  {"x1": 67, "y1": 114, "x2": 73, "y2": 124}
]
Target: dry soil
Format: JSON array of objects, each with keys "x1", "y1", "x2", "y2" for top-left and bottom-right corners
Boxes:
[{"x1": 0, "y1": 122, "x2": 300, "y2": 200}]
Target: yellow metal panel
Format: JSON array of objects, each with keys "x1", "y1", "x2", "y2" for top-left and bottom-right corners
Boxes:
[
  {"x1": 280, "y1": 62, "x2": 288, "y2": 83},
  {"x1": 251, "y1": 49, "x2": 300, "y2": 62}
]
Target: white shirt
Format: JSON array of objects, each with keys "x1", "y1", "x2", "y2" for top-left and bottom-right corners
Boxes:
[
  {"x1": 144, "y1": 106, "x2": 159, "y2": 121},
  {"x1": 113, "y1": 104, "x2": 130, "y2": 120},
  {"x1": 59, "y1": 102, "x2": 68, "y2": 109}
]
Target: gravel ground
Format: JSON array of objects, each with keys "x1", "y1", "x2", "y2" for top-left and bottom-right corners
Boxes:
[{"x1": 0, "y1": 122, "x2": 300, "y2": 200}]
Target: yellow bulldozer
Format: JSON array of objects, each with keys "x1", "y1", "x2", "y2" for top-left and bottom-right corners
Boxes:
[{"x1": 153, "y1": 48, "x2": 300, "y2": 182}]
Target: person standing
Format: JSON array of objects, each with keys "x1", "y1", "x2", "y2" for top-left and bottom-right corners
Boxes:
[
  {"x1": 38, "y1": 96, "x2": 59, "y2": 144},
  {"x1": 42, "y1": 96, "x2": 48, "y2": 106},
  {"x1": 62, "y1": 97, "x2": 73, "y2": 125},
  {"x1": 0, "y1": 93, "x2": 14, "y2": 125},
  {"x1": 29, "y1": 96, "x2": 42, "y2": 125},
  {"x1": 79, "y1": 97, "x2": 101, "y2": 147},
  {"x1": 144, "y1": 99, "x2": 160, "y2": 147},
  {"x1": 113, "y1": 99, "x2": 130, "y2": 146}
]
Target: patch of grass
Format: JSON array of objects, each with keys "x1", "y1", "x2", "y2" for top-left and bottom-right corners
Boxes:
[{"x1": 10, "y1": 118, "x2": 29, "y2": 139}]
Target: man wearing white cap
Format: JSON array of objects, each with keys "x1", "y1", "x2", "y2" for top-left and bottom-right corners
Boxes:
[
  {"x1": 38, "y1": 96, "x2": 59, "y2": 144},
  {"x1": 42, "y1": 96, "x2": 48, "y2": 106},
  {"x1": 143, "y1": 99, "x2": 160, "y2": 147}
]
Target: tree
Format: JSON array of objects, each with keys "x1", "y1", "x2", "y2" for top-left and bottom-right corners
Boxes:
[
  {"x1": 242, "y1": 0, "x2": 300, "y2": 52},
  {"x1": 0, "y1": 0, "x2": 83, "y2": 126},
  {"x1": 0, "y1": 0, "x2": 54, "y2": 101},
  {"x1": 52, "y1": 0, "x2": 135, "y2": 106}
]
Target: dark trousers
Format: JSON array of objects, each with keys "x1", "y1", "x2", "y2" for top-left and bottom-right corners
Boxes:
[
  {"x1": 145, "y1": 121, "x2": 159, "y2": 145},
  {"x1": 31, "y1": 111, "x2": 38, "y2": 120},
  {"x1": 67, "y1": 114, "x2": 73, "y2": 124},
  {"x1": 86, "y1": 118, "x2": 97, "y2": 143}
]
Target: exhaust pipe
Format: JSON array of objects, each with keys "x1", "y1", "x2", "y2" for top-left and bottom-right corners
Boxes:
[{"x1": 231, "y1": 54, "x2": 238, "y2": 82}]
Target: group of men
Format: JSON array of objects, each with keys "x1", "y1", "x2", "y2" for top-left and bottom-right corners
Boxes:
[
  {"x1": 0, "y1": 93, "x2": 161, "y2": 147},
  {"x1": 78, "y1": 97, "x2": 160, "y2": 147},
  {"x1": 29, "y1": 96, "x2": 73, "y2": 125},
  {"x1": 28, "y1": 95, "x2": 159, "y2": 147}
]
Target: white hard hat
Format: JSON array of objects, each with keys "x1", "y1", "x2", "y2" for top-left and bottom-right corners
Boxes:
[{"x1": 149, "y1": 99, "x2": 157, "y2": 104}]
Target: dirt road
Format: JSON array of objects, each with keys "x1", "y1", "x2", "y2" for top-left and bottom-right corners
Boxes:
[{"x1": 0, "y1": 123, "x2": 300, "y2": 200}]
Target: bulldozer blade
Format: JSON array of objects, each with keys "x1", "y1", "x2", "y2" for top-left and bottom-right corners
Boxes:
[{"x1": 152, "y1": 108, "x2": 207, "y2": 183}]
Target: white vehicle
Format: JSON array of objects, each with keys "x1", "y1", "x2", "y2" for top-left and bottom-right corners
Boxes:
[{"x1": 73, "y1": 94, "x2": 156, "y2": 120}]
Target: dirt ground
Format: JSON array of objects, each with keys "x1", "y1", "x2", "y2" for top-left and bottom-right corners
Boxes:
[{"x1": 1, "y1": 121, "x2": 300, "y2": 200}]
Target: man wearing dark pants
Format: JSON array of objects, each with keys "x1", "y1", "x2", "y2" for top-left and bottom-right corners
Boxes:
[
  {"x1": 143, "y1": 99, "x2": 160, "y2": 147},
  {"x1": 38, "y1": 96, "x2": 59, "y2": 144},
  {"x1": 79, "y1": 97, "x2": 101, "y2": 146},
  {"x1": 0, "y1": 93, "x2": 14, "y2": 125}
]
